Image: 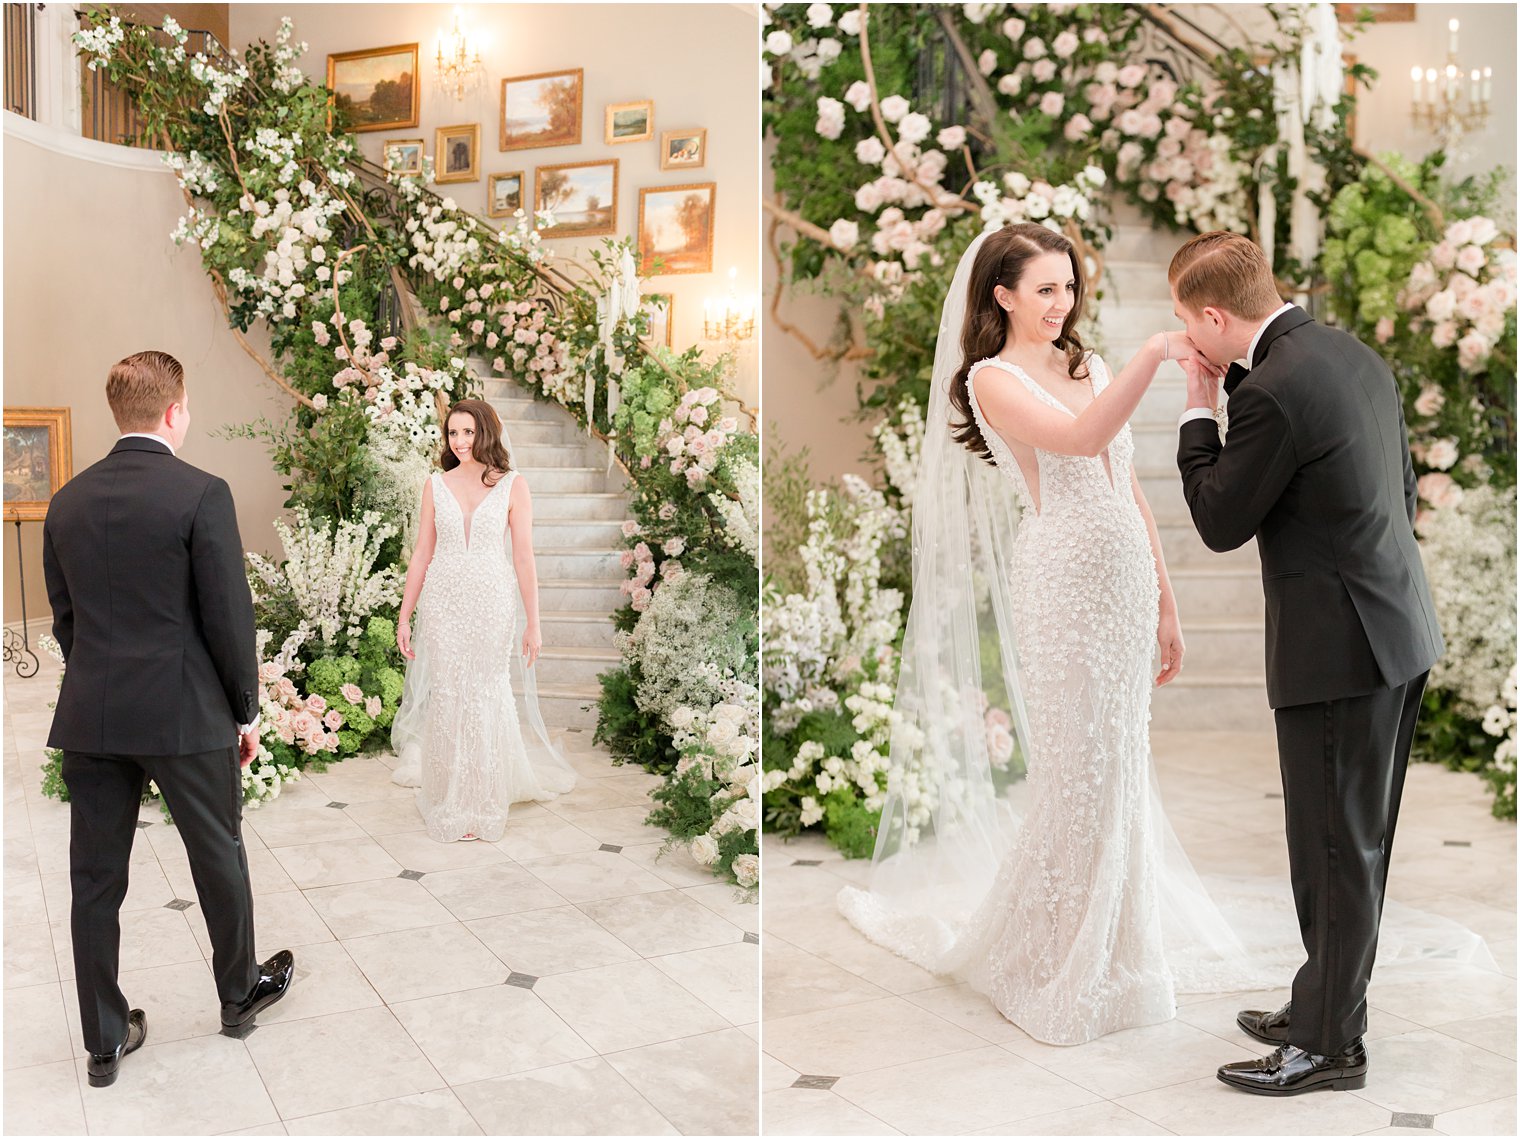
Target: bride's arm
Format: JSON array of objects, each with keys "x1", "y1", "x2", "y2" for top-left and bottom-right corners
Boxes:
[
  {"x1": 396, "y1": 480, "x2": 436, "y2": 660},
  {"x1": 508, "y1": 475, "x2": 542, "y2": 668},
  {"x1": 977, "y1": 334, "x2": 1211, "y2": 458},
  {"x1": 1131, "y1": 468, "x2": 1184, "y2": 686}
]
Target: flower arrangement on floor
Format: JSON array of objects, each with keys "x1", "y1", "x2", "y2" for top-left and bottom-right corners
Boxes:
[{"x1": 54, "y1": 12, "x2": 760, "y2": 884}]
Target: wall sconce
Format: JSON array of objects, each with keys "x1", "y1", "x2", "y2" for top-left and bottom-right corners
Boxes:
[
  {"x1": 436, "y1": 7, "x2": 485, "y2": 101},
  {"x1": 703, "y1": 267, "x2": 756, "y2": 343}
]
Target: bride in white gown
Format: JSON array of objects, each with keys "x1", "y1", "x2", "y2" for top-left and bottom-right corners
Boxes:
[
  {"x1": 838, "y1": 223, "x2": 1490, "y2": 1046},
  {"x1": 390, "y1": 399, "x2": 575, "y2": 842}
]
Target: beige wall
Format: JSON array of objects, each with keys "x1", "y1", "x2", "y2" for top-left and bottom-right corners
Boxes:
[
  {"x1": 3, "y1": 126, "x2": 294, "y2": 627},
  {"x1": 229, "y1": 2, "x2": 761, "y2": 405}
]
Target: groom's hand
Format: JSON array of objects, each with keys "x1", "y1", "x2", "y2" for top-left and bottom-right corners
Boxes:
[
  {"x1": 1180, "y1": 358, "x2": 1222, "y2": 412},
  {"x1": 238, "y1": 729, "x2": 258, "y2": 767}
]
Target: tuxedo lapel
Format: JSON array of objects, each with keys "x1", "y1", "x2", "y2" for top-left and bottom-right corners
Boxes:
[
  {"x1": 1223, "y1": 363, "x2": 1249, "y2": 396},
  {"x1": 1251, "y1": 306, "x2": 1313, "y2": 369},
  {"x1": 108, "y1": 437, "x2": 175, "y2": 459}
]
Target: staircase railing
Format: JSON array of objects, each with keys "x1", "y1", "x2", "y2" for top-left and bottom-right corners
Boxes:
[{"x1": 4, "y1": 2, "x2": 38, "y2": 119}]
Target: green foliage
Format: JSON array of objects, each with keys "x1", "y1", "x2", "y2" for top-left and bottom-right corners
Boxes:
[
  {"x1": 41, "y1": 750, "x2": 68, "y2": 802},
  {"x1": 594, "y1": 666, "x2": 679, "y2": 774},
  {"x1": 1413, "y1": 688, "x2": 1513, "y2": 820},
  {"x1": 821, "y1": 788, "x2": 880, "y2": 859},
  {"x1": 760, "y1": 436, "x2": 814, "y2": 596}
]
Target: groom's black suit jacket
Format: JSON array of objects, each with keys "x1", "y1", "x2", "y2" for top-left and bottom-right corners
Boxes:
[
  {"x1": 43, "y1": 436, "x2": 259, "y2": 755},
  {"x1": 1177, "y1": 307, "x2": 1443, "y2": 709}
]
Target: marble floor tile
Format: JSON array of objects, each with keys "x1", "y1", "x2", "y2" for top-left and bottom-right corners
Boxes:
[
  {"x1": 1433, "y1": 1010, "x2": 1517, "y2": 1060},
  {"x1": 1, "y1": 1057, "x2": 87, "y2": 1135},
  {"x1": 763, "y1": 904, "x2": 949, "y2": 996},
  {"x1": 298, "y1": 760, "x2": 415, "y2": 805},
  {"x1": 244, "y1": 1005, "x2": 444, "y2": 1120},
  {"x1": 51, "y1": 906, "x2": 203, "y2": 981},
  {"x1": 466, "y1": 904, "x2": 639, "y2": 977},
  {"x1": 764, "y1": 995, "x2": 985, "y2": 1078},
  {"x1": 341, "y1": 796, "x2": 430, "y2": 838},
  {"x1": 618, "y1": 840, "x2": 725, "y2": 890},
  {"x1": 248, "y1": 940, "x2": 384, "y2": 1027},
  {"x1": 762, "y1": 1050, "x2": 801, "y2": 1093},
  {"x1": 1002, "y1": 1016, "x2": 1258, "y2": 1099},
  {"x1": 302, "y1": 877, "x2": 456, "y2": 940},
  {"x1": 970, "y1": 1100, "x2": 1174, "y2": 1135},
  {"x1": 342, "y1": 923, "x2": 510, "y2": 1004},
  {"x1": 542, "y1": 779, "x2": 644, "y2": 816},
  {"x1": 649, "y1": 941, "x2": 759, "y2": 1026},
  {"x1": 418, "y1": 861, "x2": 567, "y2": 921},
  {"x1": 283, "y1": 1089, "x2": 484, "y2": 1135},
  {"x1": 533, "y1": 959, "x2": 731, "y2": 1054},
  {"x1": 4, "y1": 982, "x2": 74, "y2": 1070},
  {"x1": 901, "y1": 982, "x2": 1033, "y2": 1045},
  {"x1": 1434, "y1": 1094, "x2": 1516, "y2": 1136},
  {"x1": 374, "y1": 830, "x2": 511, "y2": 875},
  {"x1": 604, "y1": 1027, "x2": 758, "y2": 1136},
  {"x1": 580, "y1": 887, "x2": 744, "y2": 957},
  {"x1": 518, "y1": 849, "x2": 671, "y2": 904},
  {"x1": 1366, "y1": 965, "x2": 1517, "y2": 1028},
  {"x1": 76, "y1": 1035, "x2": 280, "y2": 1136},
  {"x1": 569, "y1": 805, "x2": 669, "y2": 848},
  {"x1": 389, "y1": 983, "x2": 594, "y2": 1085},
  {"x1": 270, "y1": 836, "x2": 407, "y2": 890},
  {"x1": 1353, "y1": 1028, "x2": 1518, "y2": 1115},
  {"x1": 761, "y1": 1087, "x2": 903, "y2": 1136},
  {"x1": 57, "y1": 958, "x2": 220, "y2": 1054},
  {"x1": 681, "y1": 882, "x2": 758, "y2": 933},
  {"x1": 452, "y1": 1057, "x2": 677, "y2": 1136},
  {"x1": 5, "y1": 872, "x2": 48, "y2": 926},
  {"x1": 6, "y1": 919, "x2": 59, "y2": 988},
  {"x1": 492, "y1": 814, "x2": 602, "y2": 861},
  {"x1": 836, "y1": 1045, "x2": 1098, "y2": 1134},
  {"x1": 1114, "y1": 1074, "x2": 1390, "y2": 1134},
  {"x1": 245, "y1": 804, "x2": 370, "y2": 849},
  {"x1": 763, "y1": 935, "x2": 891, "y2": 1021}
]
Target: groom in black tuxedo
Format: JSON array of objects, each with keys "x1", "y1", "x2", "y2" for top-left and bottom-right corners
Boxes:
[
  {"x1": 1167, "y1": 234, "x2": 1443, "y2": 1096},
  {"x1": 43, "y1": 350, "x2": 294, "y2": 1087}
]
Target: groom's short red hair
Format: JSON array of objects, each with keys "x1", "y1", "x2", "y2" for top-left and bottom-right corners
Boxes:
[
  {"x1": 106, "y1": 350, "x2": 184, "y2": 432},
  {"x1": 1168, "y1": 232, "x2": 1282, "y2": 319}
]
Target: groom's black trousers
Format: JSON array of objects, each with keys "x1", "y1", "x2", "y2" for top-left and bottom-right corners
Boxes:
[
  {"x1": 61, "y1": 747, "x2": 258, "y2": 1054},
  {"x1": 1274, "y1": 671, "x2": 1428, "y2": 1056}
]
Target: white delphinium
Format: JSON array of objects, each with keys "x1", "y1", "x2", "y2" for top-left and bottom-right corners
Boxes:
[
  {"x1": 246, "y1": 509, "x2": 404, "y2": 653},
  {"x1": 872, "y1": 398, "x2": 925, "y2": 505},
  {"x1": 710, "y1": 454, "x2": 759, "y2": 564}
]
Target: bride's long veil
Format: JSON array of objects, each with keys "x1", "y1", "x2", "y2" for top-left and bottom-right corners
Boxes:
[{"x1": 841, "y1": 228, "x2": 1494, "y2": 990}]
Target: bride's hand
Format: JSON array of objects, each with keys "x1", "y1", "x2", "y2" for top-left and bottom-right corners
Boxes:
[
  {"x1": 1156, "y1": 609, "x2": 1184, "y2": 687},
  {"x1": 522, "y1": 626, "x2": 542, "y2": 668},
  {"x1": 397, "y1": 614, "x2": 414, "y2": 661},
  {"x1": 1161, "y1": 332, "x2": 1226, "y2": 378}
]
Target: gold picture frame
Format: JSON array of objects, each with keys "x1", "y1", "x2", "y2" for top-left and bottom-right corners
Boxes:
[
  {"x1": 488, "y1": 171, "x2": 526, "y2": 218},
  {"x1": 435, "y1": 123, "x2": 481, "y2": 184},
  {"x1": 1334, "y1": 3, "x2": 1415, "y2": 21},
  {"x1": 500, "y1": 68, "x2": 584, "y2": 151},
  {"x1": 660, "y1": 128, "x2": 707, "y2": 171},
  {"x1": 645, "y1": 293, "x2": 674, "y2": 348},
  {"x1": 3, "y1": 407, "x2": 73, "y2": 522},
  {"x1": 637, "y1": 182, "x2": 716, "y2": 276},
  {"x1": 327, "y1": 43, "x2": 419, "y2": 133},
  {"x1": 382, "y1": 137, "x2": 424, "y2": 175},
  {"x1": 535, "y1": 159, "x2": 619, "y2": 239},
  {"x1": 606, "y1": 99, "x2": 654, "y2": 144}
]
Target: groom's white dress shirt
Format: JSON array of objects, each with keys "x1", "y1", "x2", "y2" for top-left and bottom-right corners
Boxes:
[
  {"x1": 117, "y1": 432, "x2": 260, "y2": 738},
  {"x1": 1175, "y1": 301, "x2": 1296, "y2": 430}
]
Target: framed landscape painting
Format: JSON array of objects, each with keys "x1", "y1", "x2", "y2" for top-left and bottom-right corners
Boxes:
[
  {"x1": 488, "y1": 171, "x2": 526, "y2": 218},
  {"x1": 661, "y1": 128, "x2": 706, "y2": 171},
  {"x1": 535, "y1": 160, "x2": 619, "y2": 239},
  {"x1": 383, "y1": 138, "x2": 424, "y2": 175},
  {"x1": 501, "y1": 68, "x2": 583, "y2": 151},
  {"x1": 327, "y1": 43, "x2": 419, "y2": 133},
  {"x1": 435, "y1": 123, "x2": 480, "y2": 184},
  {"x1": 606, "y1": 99, "x2": 654, "y2": 144},
  {"x1": 644, "y1": 293, "x2": 673, "y2": 347},
  {"x1": 3, "y1": 407, "x2": 72, "y2": 522},
  {"x1": 638, "y1": 182, "x2": 715, "y2": 275}
]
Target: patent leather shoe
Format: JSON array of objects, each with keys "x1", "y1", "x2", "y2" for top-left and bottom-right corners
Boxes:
[
  {"x1": 221, "y1": 949, "x2": 295, "y2": 1028},
  {"x1": 87, "y1": 1008, "x2": 146, "y2": 1087},
  {"x1": 1236, "y1": 1000, "x2": 1292, "y2": 1045},
  {"x1": 1217, "y1": 1040, "x2": 1368, "y2": 1096}
]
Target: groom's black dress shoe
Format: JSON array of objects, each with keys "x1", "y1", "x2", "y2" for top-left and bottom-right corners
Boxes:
[
  {"x1": 87, "y1": 1008, "x2": 146, "y2": 1088},
  {"x1": 1217, "y1": 1041, "x2": 1368, "y2": 1096},
  {"x1": 1236, "y1": 1000, "x2": 1292, "y2": 1045},
  {"x1": 221, "y1": 949, "x2": 296, "y2": 1029}
]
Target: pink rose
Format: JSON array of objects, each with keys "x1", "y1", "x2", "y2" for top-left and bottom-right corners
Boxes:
[
  {"x1": 1429, "y1": 319, "x2": 1458, "y2": 348},
  {"x1": 365, "y1": 696, "x2": 382, "y2": 717},
  {"x1": 1456, "y1": 244, "x2": 1486, "y2": 276},
  {"x1": 323, "y1": 709, "x2": 344, "y2": 731},
  {"x1": 340, "y1": 683, "x2": 364, "y2": 704},
  {"x1": 259, "y1": 662, "x2": 281, "y2": 682},
  {"x1": 1039, "y1": 91, "x2": 1065, "y2": 117},
  {"x1": 1374, "y1": 316, "x2": 1395, "y2": 344},
  {"x1": 1429, "y1": 242, "x2": 1456, "y2": 271},
  {"x1": 1117, "y1": 63, "x2": 1147, "y2": 88},
  {"x1": 1417, "y1": 471, "x2": 1464, "y2": 510}
]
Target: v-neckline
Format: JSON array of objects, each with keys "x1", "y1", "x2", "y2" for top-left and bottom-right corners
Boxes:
[
  {"x1": 438, "y1": 472, "x2": 504, "y2": 551},
  {"x1": 985, "y1": 358, "x2": 1117, "y2": 494}
]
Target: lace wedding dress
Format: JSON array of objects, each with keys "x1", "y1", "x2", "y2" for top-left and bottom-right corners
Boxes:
[{"x1": 390, "y1": 470, "x2": 575, "y2": 842}]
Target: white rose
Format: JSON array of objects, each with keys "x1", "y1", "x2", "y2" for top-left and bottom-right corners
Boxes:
[
  {"x1": 815, "y1": 96, "x2": 846, "y2": 140},
  {"x1": 765, "y1": 29, "x2": 793, "y2": 55},
  {"x1": 1425, "y1": 437, "x2": 1459, "y2": 470},
  {"x1": 669, "y1": 706, "x2": 696, "y2": 729},
  {"x1": 879, "y1": 94, "x2": 910, "y2": 123},
  {"x1": 806, "y1": 2, "x2": 833, "y2": 27},
  {"x1": 897, "y1": 112, "x2": 932, "y2": 144},
  {"x1": 978, "y1": 48, "x2": 998, "y2": 76},
  {"x1": 855, "y1": 136, "x2": 886, "y2": 164},
  {"x1": 937, "y1": 125, "x2": 967, "y2": 150},
  {"x1": 837, "y1": 8, "x2": 861, "y2": 34},
  {"x1": 690, "y1": 833, "x2": 720, "y2": 865},
  {"x1": 829, "y1": 218, "x2": 860, "y2": 249},
  {"x1": 844, "y1": 79, "x2": 872, "y2": 113},
  {"x1": 1002, "y1": 16, "x2": 1026, "y2": 40},
  {"x1": 732, "y1": 853, "x2": 759, "y2": 888}
]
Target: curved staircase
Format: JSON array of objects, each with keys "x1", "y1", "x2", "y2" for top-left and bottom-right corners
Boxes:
[
  {"x1": 484, "y1": 375, "x2": 629, "y2": 730},
  {"x1": 1098, "y1": 205, "x2": 1274, "y2": 732}
]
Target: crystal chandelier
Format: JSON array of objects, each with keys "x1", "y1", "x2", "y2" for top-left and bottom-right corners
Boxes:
[
  {"x1": 435, "y1": 8, "x2": 484, "y2": 102},
  {"x1": 1410, "y1": 18, "x2": 1491, "y2": 156}
]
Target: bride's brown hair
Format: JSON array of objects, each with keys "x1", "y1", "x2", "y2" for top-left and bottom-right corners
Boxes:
[
  {"x1": 948, "y1": 223, "x2": 1091, "y2": 464},
  {"x1": 440, "y1": 399, "x2": 513, "y2": 486}
]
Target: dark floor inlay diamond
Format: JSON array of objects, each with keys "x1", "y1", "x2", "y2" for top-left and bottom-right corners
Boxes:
[
  {"x1": 220, "y1": 1021, "x2": 257, "y2": 1040},
  {"x1": 793, "y1": 1075, "x2": 839, "y2": 1090},
  {"x1": 135, "y1": 820, "x2": 153, "y2": 829},
  {"x1": 1264, "y1": 791, "x2": 1284, "y2": 799},
  {"x1": 1443, "y1": 839, "x2": 1472, "y2": 847},
  {"x1": 743, "y1": 931, "x2": 759, "y2": 945},
  {"x1": 599, "y1": 843, "x2": 623, "y2": 853},
  {"x1": 505, "y1": 972, "x2": 538, "y2": 989},
  {"x1": 793, "y1": 859, "x2": 822, "y2": 866},
  {"x1": 398, "y1": 869, "x2": 426, "y2": 880},
  {"x1": 326, "y1": 801, "x2": 348, "y2": 809},
  {"x1": 164, "y1": 898, "x2": 194, "y2": 911},
  {"x1": 1390, "y1": 1113, "x2": 1435, "y2": 1129}
]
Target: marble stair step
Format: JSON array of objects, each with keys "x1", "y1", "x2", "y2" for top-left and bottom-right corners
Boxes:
[
  {"x1": 1166, "y1": 566, "x2": 1266, "y2": 620},
  {"x1": 1156, "y1": 522, "x2": 1259, "y2": 569},
  {"x1": 515, "y1": 465, "x2": 623, "y2": 494},
  {"x1": 1102, "y1": 258, "x2": 1177, "y2": 303},
  {"x1": 534, "y1": 684, "x2": 603, "y2": 730},
  {"x1": 1151, "y1": 670, "x2": 1275, "y2": 732},
  {"x1": 1177, "y1": 618, "x2": 1266, "y2": 673},
  {"x1": 540, "y1": 611, "x2": 617, "y2": 650},
  {"x1": 484, "y1": 386, "x2": 572, "y2": 420},
  {"x1": 501, "y1": 418, "x2": 592, "y2": 446},
  {"x1": 534, "y1": 647, "x2": 623, "y2": 689},
  {"x1": 511, "y1": 441, "x2": 614, "y2": 469},
  {"x1": 535, "y1": 519, "x2": 629, "y2": 547},
  {"x1": 538, "y1": 578, "x2": 627, "y2": 611},
  {"x1": 530, "y1": 492, "x2": 630, "y2": 521}
]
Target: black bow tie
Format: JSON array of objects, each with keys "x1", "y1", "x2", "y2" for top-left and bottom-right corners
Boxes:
[{"x1": 1224, "y1": 362, "x2": 1250, "y2": 395}]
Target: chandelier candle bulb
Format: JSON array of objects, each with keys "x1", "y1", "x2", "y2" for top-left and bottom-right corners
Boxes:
[
  {"x1": 1470, "y1": 69, "x2": 1480, "y2": 105},
  {"x1": 1449, "y1": 18, "x2": 1459, "y2": 55},
  {"x1": 1412, "y1": 65, "x2": 1423, "y2": 106},
  {"x1": 1483, "y1": 67, "x2": 1492, "y2": 105},
  {"x1": 1426, "y1": 68, "x2": 1438, "y2": 106}
]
